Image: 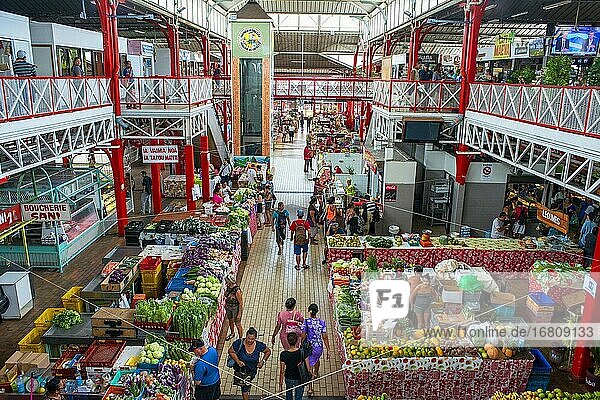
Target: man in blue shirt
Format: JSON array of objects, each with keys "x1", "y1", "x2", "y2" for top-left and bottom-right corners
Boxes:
[{"x1": 190, "y1": 340, "x2": 221, "y2": 400}]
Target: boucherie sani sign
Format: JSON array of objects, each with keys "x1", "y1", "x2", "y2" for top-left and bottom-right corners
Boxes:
[
  {"x1": 142, "y1": 145, "x2": 179, "y2": 163},
  {"x1": 21, "y1": 203, "x2": 71, "y2": 222}
]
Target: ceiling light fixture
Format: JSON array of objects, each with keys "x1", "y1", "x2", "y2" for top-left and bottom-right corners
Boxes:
[
  {"x1": 487, "y1": 18, "x2": 500, "y2": 23},
  {"x1": 484, "y1": 3, "x2": 497, "y2": 10},
  {"x1": 134, "y1": 29, "x2": 145, "y2": 34},
  {"x1": 510, "y1": 11, "x2": 528, "y2": 17},
  {"x1": 542, "y1": 0, "x2": 572, "y2": 10}
]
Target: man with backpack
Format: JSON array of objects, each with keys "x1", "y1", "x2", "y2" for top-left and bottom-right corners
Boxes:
[
  {"x1": 272, "y1": 202, "x2": 291, "y2": 255},
  {"x1": 290, "y1": 209, "x2": 311, "y2": 270}
]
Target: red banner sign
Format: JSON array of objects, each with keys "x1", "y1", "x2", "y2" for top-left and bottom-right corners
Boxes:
[{"x1": 0, "y1": 204, "x2": 22, "y2": 231}]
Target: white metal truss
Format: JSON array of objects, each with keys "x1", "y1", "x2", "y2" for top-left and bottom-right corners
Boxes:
[
  {"x1": 372, "y1": 80, "x2": 462, "y2": 112},
  {"x1": 462, "y1": 118, "x2": 600, "y2": 202},
  {"x1": 212, "y1": 78, "x2": 231, "y2": 99},
  {"x1": 0, "y1": 117, "x2": 115, "y2": 179},
  {"x1": 272, "y1": 77, "x2": 373, "y2": 100},
  {"x1": 120, "y1": 109, "x2": 209, "y2": 144},
  {"x1": 120, "y1": 77, "x2": 212, "y2": 108}
]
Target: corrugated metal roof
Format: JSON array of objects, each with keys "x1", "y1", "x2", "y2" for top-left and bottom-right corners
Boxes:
[
  {"x1": 275, "y1": 31, "x2": 360, "y2": 53},
  {"x1": 226, "y1": 0, "x2": 373, "y2": 15},
  {"x1": 236, "y1": 0, "x2": 271, "y2": 20},
  {"x1": 274, "y1": 53, "x2": 351, "y2": 72}
]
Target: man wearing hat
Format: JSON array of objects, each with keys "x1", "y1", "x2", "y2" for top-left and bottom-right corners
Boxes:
[
  {"x1": 13, "y1": 50, "x2": 36, "y2": 77},
  {"x1": 190, "y1": 340, "x2": 221, "y2": 400}
]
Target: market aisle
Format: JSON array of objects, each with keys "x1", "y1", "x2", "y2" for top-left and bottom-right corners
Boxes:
[{"x1": 217, "y1": 130, "x2": 346, "y2": 399}]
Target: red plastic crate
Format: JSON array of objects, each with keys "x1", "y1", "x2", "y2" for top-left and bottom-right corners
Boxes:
[
  {"x1": 139, "y1": 256, "x2": 161, "y2": 271},
  {"x1": 52, "y1": 350, "x2": 84, "y2": 379},
  {"x1": 80, "y1": 340, "x2": 126, "y2": 369},
  {"x1": 102, "y1": 386, "x2": 125, "y2": 400}
]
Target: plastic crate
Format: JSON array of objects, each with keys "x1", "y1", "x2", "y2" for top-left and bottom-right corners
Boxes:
[
  {"x1": 62, "y1": 286, "x2": 85, "y2": 313},
  {"x1": 526, "y1": 349, "x2": 551, "y2": 391},
  {"x1": 140, "y1": 256, "x2": 162, "y2": 271},
  {"x1": 34, "y1": 307, "x2": 65, "y2": 331},
  {"x1": 141, "y1": 265, "x2": 163, "y2": 285},
  {"x1": 18, "y1": 327, "x2": 46, "y2": 353},
  {"x1": 134, "y1": 316, "x2": 172, "y2": 331},
  {"x1": 52, "y1": 351, "x2": 84, "y2": 379},
  {"x1": 137, "y1": 355, "x2": 165, "y2": 371},
  {"x1": 494, "y1": 305, "x2": 516, "y2": 318},
  {"x1": 110, "y1": 369, "x2": 137, "y2": 386},
  {"x1": 80, "y1": 340, "x2": 126, "y2": 369},
  {"x1": 165, "y1": 278, "x2": 194, "y2": 294},
  {"x1": 142, "y1": 285, "x2": 164, "y2": 299}
]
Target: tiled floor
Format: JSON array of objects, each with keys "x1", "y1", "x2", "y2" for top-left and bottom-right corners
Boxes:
[{"x1": 216, "y1": 131, "x2": 346, "y2": 399}]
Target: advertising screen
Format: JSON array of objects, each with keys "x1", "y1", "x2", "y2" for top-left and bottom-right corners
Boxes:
[{"x1": 551, "y1": 26, "x2": 600, "y2": 55}]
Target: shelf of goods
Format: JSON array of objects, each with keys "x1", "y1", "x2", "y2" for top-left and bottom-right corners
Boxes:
[
  {"x1": 326, "y1": 235, "x2": 583, "y2": 272},
  {"x1": 327, "y1": 258, "x2": 586, "y2": 399}
]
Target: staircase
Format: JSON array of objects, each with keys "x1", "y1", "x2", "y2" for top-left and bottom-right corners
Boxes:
[{"x1": 206, "y1": 103, "x2": 230, "y2": 164}]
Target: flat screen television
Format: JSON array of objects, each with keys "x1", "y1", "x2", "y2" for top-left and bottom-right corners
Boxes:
[
  {"x1": 401, "y1": 119, "x2": 442, "y2": 143},
  {"x1": 551, "y1": 26, "x2": 600, "y2": 56}
]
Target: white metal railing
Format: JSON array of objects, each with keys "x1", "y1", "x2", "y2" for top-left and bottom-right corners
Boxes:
[
  {"x1": 468, "y1": 83, "x2": 600, "y2": 136},
  {"x1": 373, "y1": 80, "x2": 462, "y2": 112},
  {"x1": 119, "y1": 77, "x2": 213, "y2": 109},
  {"x1": 0, "y1": 77, "x2": 111, "y2": 122},
  {"x1": 272, "y1": 77, "x2": 374, "y2": 100}
]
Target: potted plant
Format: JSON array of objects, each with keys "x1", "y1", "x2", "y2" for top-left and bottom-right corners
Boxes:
[
  {"x1": 585, "y1": 58, "x2": 600, "y2": 87},
  {"x1": 585, "y1": 348, "x2": 600, "y2": 391},
  {"x1": 543, "y1": 55, "x2": 572, "y2": 86}
]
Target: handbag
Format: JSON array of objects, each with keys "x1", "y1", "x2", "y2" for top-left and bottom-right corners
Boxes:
[
  {"x1": 233, "y1": 366, "x2": 253, "y2": 387},
  {"x1": 297, "y1": 348, "x2": 312, "y2": 385},
  {"x1": 227, "y1": 339, "x2": 243, "y2": 368}
]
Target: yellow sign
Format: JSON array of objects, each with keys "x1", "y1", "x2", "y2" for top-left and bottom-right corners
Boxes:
[
  {"x1": 494, "y1": 33, "x2": 514, "y2": 60},
  {"x1": 536, "y1": 204, "x2": 569, "y2": 234}
]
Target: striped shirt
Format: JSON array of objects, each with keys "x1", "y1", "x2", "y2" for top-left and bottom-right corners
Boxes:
[
  {"x1": 365, "y1": 201, "x2": 377, "y2": 214},
  {"x1": 13, "y1": 60, "x2": 36, "y2": 77}
]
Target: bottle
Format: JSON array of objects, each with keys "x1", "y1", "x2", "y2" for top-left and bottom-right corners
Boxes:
[
  {"x1": 16, "y1": 375, "x2": 25, "y2": 394},
  {"x1": 75, "y1": 371, "x2": 83, "y2": 386}
]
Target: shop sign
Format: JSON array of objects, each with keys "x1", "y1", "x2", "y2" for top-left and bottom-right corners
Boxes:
[
  {"x1": 0, "y1": 204, "x2": 22, "y2": 231},
  {"x1": 417, "y1": 53, "x2": 439, "y2": 66},
  {"x1": 21, "y1": 203, "x2": 71, "y2": 222},
  {"x1": 494, "y1": 32, "x2": 515, "y2": 60},
  {"x1": 529, "y1": 38, "x2": 545, "y2": 57},
  {"x1": 513, "y1": 43, "x2": 529, "y2": 58},
  {"x1": 441, "y1": 54, "x2": 461, "y2": 66},
  {"x1": 142, "y1": 145, "x2": 179, "y2": 163},
  {"x1": 477, "y1": 46, "x2": 495, "y2": 61},
  {"x1": 384, "y1": 184, "x2": 398, "y2": 202},
  {"x1": 363, "y1": 148, "x2": 377, "y2": 172},
  {"x1": 127, "y1": 40, "x2": 142, "y2": 56},
  {"x1": 142, "y1": 44, "x2": 154, "y2": 56},
  {"x1": 481, "y1": 163, "x2": 493, "y2": 181},
  {"x1": 536, "y1": 204, "x2": 569, "y2": 234},
  {"x1": 584, "y1": 274, "x2": 597, "y2": 298}
]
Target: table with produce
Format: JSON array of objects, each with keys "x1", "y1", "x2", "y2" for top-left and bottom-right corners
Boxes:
[
  {"x1": 326, "y1": 234, "x2": 583, "y2": 272},
  {"x1": 327, "y1": 258, "x2": 560, "y2": 399}
]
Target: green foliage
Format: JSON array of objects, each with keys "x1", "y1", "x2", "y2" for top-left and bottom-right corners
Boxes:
[
  {"x1": 543, "y1": 56, "x2": 572, "y2": 86},
  {"x1": 507, "y1": 67, "x2": 536, "y2": 84},
  {"x1": 586, "y1": 58, "x2": 600, "y2": 87}
]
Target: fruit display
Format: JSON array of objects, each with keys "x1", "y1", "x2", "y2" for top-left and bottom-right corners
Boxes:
[
  {"x1": 394, "y1": 236, "x2": 403, "y2": 246},
  {"x1": 139, "y1": 342, "x2": 166, "y2": 365},
  {"x1": 134, "y1": 299, "x2": 174, "y2": 324},
  {"x1": 491, "y1": 390, "x2": 600, "y2": 400},
  {"x1": 328, "y1": 235, "x2": 363, "y2": 248},
  {"x1": 108, "y1": 269, "x2": 128, "y2": 284},
  {"x1": 356, "y1": 394, "x2": 389, "y2": 400},
  {"x1": 365, "y1": 236, "x2": 394, "y2": 248},
  {"x1": 478, "y1": 344, "x2": 515, "y2": 360},
  {"x1": 52, "y1": 310, "x2": 83, "y2": 329}
]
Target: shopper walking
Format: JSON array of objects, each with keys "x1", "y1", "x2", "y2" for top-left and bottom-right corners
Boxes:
[
  {"x1": 579, "y1": 210, "x2": 597, "y2": 248},
  {"x1": 256, "y1": 188, "x2": 265, "y2": 229},
  {"x1": 224, "y1": 273, "x2": 243, "y2": 340},
  {"x1": 264, "y1": 185, "x2": 275, "y2": 227},
  {"x1": 190, "y1": 340, "x2": 221, "y2": 400},
  {"x1": 279, "y1": 332, "x2": 310, "y2": 400},
  {"x1": 140, "y1": 171, "x2": 152, "y2": 214},
  {"x1": 584, "y1": 227, "x2": 598, "y2": 268},
  {"x1": 272, "y1": 202, "x2": 291, "y2": 255},
  {"x1": 219, "y1": 159, "x2": 233, "y2": 188},
  {"x1": 303, "y1": 145, "x2": 313, "y2": 173},
  {"x1": 228, "y1": 328, "x2": 271, "y2": 400},
  {"x1": 290, "y1": 209, "x2": 311, "y2": 270},
  {"x1": 301, "y1": 304, "x2": 330, "y2": 397},
  {"x1": 308, "y1": 197, "x2": 320, "y2": 245},
  {"x1": 272, "y1": 298, "x2": 304, "y2": 350}
]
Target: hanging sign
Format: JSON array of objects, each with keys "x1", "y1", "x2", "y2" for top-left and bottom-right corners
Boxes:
[
  {"x1": 417, "y1": 54, "x2": 439, "y2": 65},
  {"x1": 0, "y1": 204, "x2": 22, "y2": 231},
  {"x1": 481, "y1": 163, "x2": 493, "y2": 181},
  {"x1": 384, "y1": 184, "x2": 398, "y2": 202},
  {"x1": 584, "y1": 274, "x2": 597, "y2": 298},
  {"x1": 363, "y1": 148, "x2": 377, "y2": 172},
  {"x1": 21, "y1": 203, "x2": 71, "y2": 222},
  {"x1": 142, "y1": 145, "x2": 179, "y2": 163},
  {"x1": 494, "y1": 32, "x2": 515, "y2": 60},
  {"x1": 536, "y1": 203, "x2": 569, "y2": 234},
  {"x1": 529, "y1": 38, "x2": 545, "y2": 57}
]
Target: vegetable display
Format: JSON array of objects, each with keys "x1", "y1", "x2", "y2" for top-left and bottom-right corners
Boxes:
[
  {"x1": 491, "y1": 390, "x2": 600, "y2": 400},
  {"x1": 193, "y1": 276, "x2": 222, "y2": 300},
  {"x1": 365, "y1": 236, "x2": 394, "y2": 248},
  {"x1": 172, "y1": 217, "x2": 219, "y2": 235},
  {"x1": 233, "y1": 188, "x2": 257, "y2": 203},
  {"x1": 108, "y1": 269, "x2": 128, "y2": 284},
  {"x1": 226, "y1": 207, "x2": 250, "y2": 230},
  {"x1": 328, "y1": 236, "x2": 363, "y2": 248},
  {"x1": 166, "y1": 341, "x2": 193, "y2": 362},
  {"x1": 173, "y1": 300, "x2": 210, "y2": 339},
  {"x1": 135, "y1": 299, "x2": 174, "y2": 324},
  {"x1": 52, "y1": 310, "x2": 83, "y2": 329},
  {"x1": 335, "y1": 286, "x2": 362, "y2": 329},
  {"x1": 139, "y1": 342, "x2": 165, "y2": 365}
]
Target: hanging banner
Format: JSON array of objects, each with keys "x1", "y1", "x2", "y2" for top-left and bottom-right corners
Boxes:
[
  {"x1": 0, "y1": 204, "x2": 22, "y2": 231},
  {"x1": 494, "y1": 32, "x2": 515, "y2": 60},
  {"x1": 363, "y1": 148, "x2": 377, "y2": 172},
  {"x1": 529, "y1": 38, "x2": 545, "y2": 57},
  {"x1": 536, "y1": 204, "x2": 569, "y2": 234},
  {"x1": 384, "y1": 184, "x2": 398, "y2": 202},
  {"x1": 481, "y1": 163, "x2": 493, "y2": 181},
  {"x1": 142, "y1": 145, "x2": 179, "y2": 163},
  {"x1": 21, "y1": 203, "x2": 71, "y2": 222},
  {"x1": 417, "y1": 54, "x2": 439, "y2": 65}
]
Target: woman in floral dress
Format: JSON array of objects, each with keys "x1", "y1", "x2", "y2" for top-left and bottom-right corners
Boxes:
[{"x1": 301, "y1": 304, "x2": 330, "y2": 397}]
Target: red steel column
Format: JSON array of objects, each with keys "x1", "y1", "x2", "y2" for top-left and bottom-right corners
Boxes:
[
  {"x1": 200, "y1": 135, "x2": 210, "y2": 202},
  {"x1": 150, "y1": 140, "x2": 162, "y2": 214},
  {"x1": 167, "y1": 24, "x2": 181, "y2": 77},
  {"x1": 407, "y1": 25, "x2": 423, "y2": 79},
  {"x1": 98, "y1": 0, "x2": 127, "y2": 235},
  {"x1": 572, "y1": 241, "x2": 600, "y2": 379},
  {"x1": 185, "y1": 144, "x2": 196, "y2": 211},
  {"x1": 202, "y1": 35, "x2": 210, "y2": 76},
  {"x1": 222, "y1": 102, "x2": 229, "y2": 143}
]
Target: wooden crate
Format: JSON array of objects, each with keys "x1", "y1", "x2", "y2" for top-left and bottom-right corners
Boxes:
[{"x1": 100, "y1": 270, "x2": 131, "y2": 292}]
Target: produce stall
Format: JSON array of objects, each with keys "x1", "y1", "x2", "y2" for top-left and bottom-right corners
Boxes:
[{"x1": 326, "y1": 235, "x2": 583, "y2": 272}]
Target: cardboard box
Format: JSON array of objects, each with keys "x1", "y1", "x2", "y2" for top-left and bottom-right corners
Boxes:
[
  {"x1": 0, "y1": 364, "x2": 18, "y2": 384},
  {"x1": 17, "y1": 353, "x2": 39, "y2": 374},
  {"x1": 31, "y1": 353, "x2": 50, "y2": 369},
  {"x1": 5, "y1": 351, "x2": 26, "y2": 368}
]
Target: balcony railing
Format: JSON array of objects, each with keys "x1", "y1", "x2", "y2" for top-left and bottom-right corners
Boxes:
[
  {"x1": 119, "y1": 77, "x2": 213, "y2": 110},
  {"x1": 373, "y1": 80, "x2": 461, "y2": 113},
  {"x1": 468, "y1": 82, "x2": 600, "y2": 137},
  {"x1": 273, "y1": 76, "x2": 374, "y2": 100},
  {"x1": 0, "y1": 77, "x2": 112, "y2": 123},
  {"x1": 212, "y1": 75, "x2": 231, "y2": 98}
]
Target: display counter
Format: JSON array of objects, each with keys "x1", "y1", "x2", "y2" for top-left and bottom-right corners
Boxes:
[
  {"x1": 42, "y1": 314, "x2": 94, "y2": 358},
  {"x1": 80, "y1": 268, "x2": 140, "y2": 312}
]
